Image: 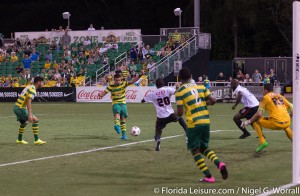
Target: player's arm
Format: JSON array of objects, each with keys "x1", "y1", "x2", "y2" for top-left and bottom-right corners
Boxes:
[
  {"x1": 175, "y1": 91, "x2": 184, "y2": 116},
  {"x1": 232, "y1": 91, "x2": 242, "y2": 110},
  {"x1": 241, "y1": 98, "x2": 265, "y2": 127},
  {"x1": 128, "y1": 74, "x2": 140, "y2": 85},
  {"x1": 98, "y1": 87, "x2": 110, "y2": 99},
  {"x1": 282, "y1": 96, "x2": 293, "y2": 118},
  {"x1": 26, "y1": 98, "x2": 35, "y2": 122}
]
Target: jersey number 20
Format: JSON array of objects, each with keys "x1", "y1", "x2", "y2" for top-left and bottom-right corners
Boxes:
[{"x1": 157, "y1": 97, "x2": 170, "y2": 107}]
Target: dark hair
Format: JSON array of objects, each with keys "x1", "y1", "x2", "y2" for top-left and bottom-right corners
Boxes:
[
  {"x1": 114, "y1": 73, "x2": 122, "y2": 79},
  {"x1": 34, "y1": 76, "x2": 44, "y2": 83},
  {"x1": 264, "y1": 83, "x2": 273, "y2": 92},
  {"x1": 179, "y1": 67, "x2": 191, "y2": 81},
  {"x1": 155, "y1": 78, "x2": 165, "y2": 88}
]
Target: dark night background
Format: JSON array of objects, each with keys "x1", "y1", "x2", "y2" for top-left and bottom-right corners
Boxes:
[{"x1": 0, "y1": 0, "x2": 293, "y2": 60}]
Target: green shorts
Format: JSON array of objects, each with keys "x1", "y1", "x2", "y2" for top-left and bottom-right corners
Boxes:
[
  {"x1": 186, "y1": 125, "x2": 210, "y2": 150},
  {"x1": 13, "y1": 105, "x2": 28, "y2": 122},
  {"x1": 112, "y1": 103, "x2": 128, "y2": 118}
]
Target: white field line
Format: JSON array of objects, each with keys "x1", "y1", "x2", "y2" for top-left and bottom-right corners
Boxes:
[
  {"x1": 0, "y1": 131, "x2": 219, "y2": 168},
  {"x1": 256, "y1": 183, "x2": 299, "y2": 196}
]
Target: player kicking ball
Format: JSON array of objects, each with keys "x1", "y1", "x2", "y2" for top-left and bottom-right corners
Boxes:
[
  {"x1": 141, "y1": 78, "x2": 187, "y2": 151},
  {"x1": 13, "y1": 76, "x2": 46, "y2": 145},
  {"x1": 231, "y1": 79, "x2": 259, "y2": 139},
  {"x1": 175, "y1": 67, "x2": 227, "y2": 183},
  {"x1": 241, "y1": 83, "x2": 293, "y2": 153},
  {"x1": 98, "y1": 72, "x2": 140, "y2": 140}
]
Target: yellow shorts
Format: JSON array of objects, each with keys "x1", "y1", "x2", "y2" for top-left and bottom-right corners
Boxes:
[{"x1": 258, "y1": 117, "x2": 290, "y2": 130}]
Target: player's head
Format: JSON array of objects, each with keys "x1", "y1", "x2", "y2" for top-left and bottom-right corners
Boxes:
[
  {"x1": 155, "y1": 78, "x2": 165, "y2": 88},
  {"x1": 33, "y1": 76, "x2": 44, "y2": 88},
  {"x1": 114, "y1": 73, "x2": 122, "y2": 85},
  {"x1": 179, "y1": 67, "x2": 191, "y2": 83},
  {"x1": 230, "y1": 79, "x2": 239, "y2": 90},
  {"x1": 263, "y1": 83, "x2": 273, "y2": 94}
]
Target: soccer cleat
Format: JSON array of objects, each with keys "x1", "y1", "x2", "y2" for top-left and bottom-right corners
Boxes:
[
  {"x1": 155, "y1": 140, "x2": 161, "y2": 151},
  {"x1": 256, "y1": 141, "x2": 269, "y2": 152},
  {"x1": 34, "y1": 139, "x2": 46, "y2": 145},
  {"x1": 114, "y1": 125, "x2": 121, "y2": 134},
  {"x1": 16, "y1": 140, "x2": 28, "y2": 144},
  {"x1": 218, "y1": 162, "x2": 228, "y2": 180},
  {"x1": 120, "y1": 135, "x2": 128, "y2": 140},
  {"x1": 199, "y1": 176, "x2": 215, "y2": 183},
  {"x1": 239, "y1": 132, "x2": 251, "y2": 139}
]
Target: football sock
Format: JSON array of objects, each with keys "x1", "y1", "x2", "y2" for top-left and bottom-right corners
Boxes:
[
  {"x1": 234, "y1": 118, "x2": 249, "y2": 133},
  {"x1": 252, "y1": 122, "x2": 266, "y2": 144},
  {"x1": 194, "y1": 153, "x2": 211, "y2": 178},
  {"x1": 178, "y1": 117, "x2": 187, "y2": 133},
  {"x1": 32, "y1": 122, "x2": 39, "y2": 141},
  {"x1": 121, "y1": 121, "x2": 126, "y2": 135},
  {"x1": 18, "y1": 123, "x2": 26, "y2": 141},
  {"x1": 114, "y1": 118, "x2": 120, "y2": 126},
  {"x1": 203, "y1": 149, "x2": 221, "y2": 168},
  {"x1": 284, "y1": 127, "x2": 293, "y2": 141}
]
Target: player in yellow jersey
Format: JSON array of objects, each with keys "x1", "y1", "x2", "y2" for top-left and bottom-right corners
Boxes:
[
  {"x1": 242, "y1": 83, "x2": 293, "y2": 152},
  {"x1": 175, "y1": 67, "x2": 228, "y2": 183},
  {"x1": 13, "y1": 76, "x2": 46, "y2": 145},
  {"x1": 98, "y1": 73, "x2": 140, "y2": 139}
]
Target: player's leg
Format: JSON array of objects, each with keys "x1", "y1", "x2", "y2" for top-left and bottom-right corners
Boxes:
[
  {"x1": 154, "y1": 118, "x2": 166, "y2": 151},
  {"x1": 120, "y1": 104, "x2": 129, "y2": 140},
  {"x1": 200, "y1": 125, "x2": 228, "y2": 180},
  {"x1": 187, "y1": 126, "x2": 214, "y2": 183},
  {"x1": 252, "y1": 117, "x2": 275, "y2": 152},
  {"x1": 32, "y1": 116, "x2": 46, "y2": 145},
  {"x1": 283, "y1": 126, "x2": 293, "y2": 141},
  {"x1": 233, "y1": 108, "x2": 251, "y2": 139},
  {"x1": 13, "y1": 106, "x2": 28, "y2": 144},
  {"x1": 112, "y1": 104, "x2": 121, "y2": 134}
]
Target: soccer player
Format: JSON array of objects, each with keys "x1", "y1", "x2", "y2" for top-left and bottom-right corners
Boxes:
[
  {"x1": 175, "y1": 67, "x2": 228, "y2": 183},
  {"x1": 231, "y1": 79, "x2": 259, "y2": 139},
  {"x1": 98, "y1": 73, "x2": 140, "y2": 140},
  {"x1": 141, "y1": 78, "x2": 187, "y2": 151},
  {"x1": 13, "y1": 76, "x2": 46, "y2": 145},
  {"x1": 241, "y1": 83, "x2": 293, "y2": 152}
]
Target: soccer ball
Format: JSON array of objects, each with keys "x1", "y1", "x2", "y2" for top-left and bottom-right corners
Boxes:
[{"x1": 131, "y1": 126, "x2": 141, "y2": 136}]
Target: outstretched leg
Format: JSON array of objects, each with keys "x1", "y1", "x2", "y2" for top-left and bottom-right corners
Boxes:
[{"x1": 284, "y1": 127, "x2": 293, "y2": 141}]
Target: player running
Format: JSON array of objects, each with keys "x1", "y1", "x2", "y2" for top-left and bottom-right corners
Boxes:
[
  {"x1": 175, "y1": 67, "x2": 228, "y2": 183},
  {"x1": 241, "y1": 83, "x2": 293, "y2": 152},
  {"x1": 141, "y1": 78, "x2": 187, "y2": 151},
  {"x1": 98, "y1": 72, "x2": 140, "y2": 140},
  {"x1": 13, "y1": 76, "x2": 46, "y2": 145},
  {"x1": 231, "y1": 79, "x2": 259, "y2": 139}
]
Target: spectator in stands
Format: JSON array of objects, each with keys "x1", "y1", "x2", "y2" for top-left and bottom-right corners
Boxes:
[
  {"x1": 61, "y1": 77, "x2": 69, "y2": 87},
  {"x1": 61, "y1": 30, "x2": 71, "y2": 47},
  {"x1": 1, "y1": 75, "x2": 5, "y2": 83},
  {"x1": 0, "y1": 51, "x2": 5, "y2": 62},
  {"x1": 15, "y1": 64, "x2": 23, "y2": 74},
  {"x1": 10, "y1": 52, "x2": 18, "y2": 62},
  {"x1": 44, "y1": 50, "x2": 53, "y2": 61},
  {"x1": 47, "y1": 70, "x2": 54, "y2": 80},
  {"x1": 99, "y1": 44, "x2": 108, "y2": 54},
  {"x1": 166, "y1": 46, "x2": 172, "y2": 56},
  {"x1": 14, "y1": 37, "x2": 22, "y2": 48},
  {"x1": 19, "y1": 74, "x2": 27, "y2": 86},
  {"x1": 6, "y1": 45, "x2": 13, "y2": 54},
  {"x1": 244, "y1": 74, "x2": 252, "y2": 84},
  {"x1": 24, "y1": 37, "x2": 31, "y2": 47},
  {"x1": 111, "y1": 40, "x2": 118, "y2": 51},
  {"x1": 263, "y1": 73, "x2": 270, "y2": 85},
  {"x1": 216, "y1": 72, "x2": 226, "y2": 86},
  {"x1": 157, "y1": 47, "x2": 166, "y2": 58},
  {"x1": 202, "y1": 75, "x2": 211, "y2": 89},
  {"x1": 23, "y1": 54, "x2": 32, "y2": 72},
  {"x1": 13, "y1": 46, "x2": 20, "y2": 54},
  {"x1": 147, "y1": 58, "x2": 155, "y2": 72},
  {"x1": 128, "y1": 61, "x2": 137, "y2": 74},
  {"x1": 88, "y1": 24, "x2": 95, "y2": 31},
  {"x1": 148, "y1": 79, "x2": 155, "y2": 86},
  {"x1": 55, "y1": 78, "x2": 62, "y2": 87},
  {"x1": 252, "y1": 69, "x2": 262, "y2": 84},
  {"x1": 44, "y1": 59, "x2": 51, "y2": 70},
  {"x1": 236, "y1": 70, "x2": 245, "y2": 81},
  {"x1": 83, "y1": 36, "x2": 91, "y2": 46},
  {"x1": 52, "y1": 60, "x2": 59, "y2": 70},
  {"x1": 172, "y1": 30, "x2": 181, "y2": 48},
  {"x1": 269, "y1": 69, "x2": 277, "y2": 85},
  {"x1": 166, "y1": 36, "x2": 175, "y2": 50},
  {"x1": 129, "y1": 43, "x2": 138, "y2": 63},
  {"x1": 3, "y1": 78, "x2": 11, "y2": 87},
  {"x1": 142, "y1": 45, "x2": 155, "y2": 61},
  {"x1": 50, "y1": 40, "x2": 57, "y2": 51},
  {"x1": 30, "y1": 48, "x2": 39, "y2": 62},
  {"x1": 12, "y1": 78, "x2": 19, "y2": 87},
  {"x1": 23, "y1": 46, "x2": 32, "y2": 57},
  {"x1": 130, "y1": 70, "x2": 137, "y2": 79},
  {"x1": 54, "y1": 69, "x2": 61, "y2": 80},
  {"x1": 137, "y1": 46, "x2": 144, "y2": 63},
  {"x1": 7, "y1": 74, "x2": 13, "y2": 84},
  {"x1": 24, "y1": 70, "x2": 31, "y2": 81}
]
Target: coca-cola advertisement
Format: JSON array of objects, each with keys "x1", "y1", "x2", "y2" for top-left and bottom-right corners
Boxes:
[{"x1": 76, "y1": 86, "x2": 173, "y2": 103}]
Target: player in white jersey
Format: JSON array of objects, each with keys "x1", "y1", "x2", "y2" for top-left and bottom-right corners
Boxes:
[
  {"x1": 231, "y1": 79, "x2": 259, "y2": 139},
  {"x1": 141, "y1": 78, "x2": 187, "y2": 151}
]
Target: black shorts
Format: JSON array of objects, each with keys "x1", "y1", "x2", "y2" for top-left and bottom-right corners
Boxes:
[
  {"x1": 239, "y1": 106, "x2": 259, "y2": 120},
  {"x1": 156, "y1": 113, "x2": 178, "y2": 132}
]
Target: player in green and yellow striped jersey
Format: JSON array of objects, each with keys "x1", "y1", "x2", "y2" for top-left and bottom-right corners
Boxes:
[
  {"x1": 98, "y1": 73, "x2": 140, "y2": 139},
  {"x1": 175, "y1": 67, "x2": 228, "y2": 183},
  {"x1": 13, "y1": 76, "x2": 46, "y2": 145}
]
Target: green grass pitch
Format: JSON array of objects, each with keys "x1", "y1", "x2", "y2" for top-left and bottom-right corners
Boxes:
[{"x1": 0, "y1": 102, "x2": 297, "y2": 196}]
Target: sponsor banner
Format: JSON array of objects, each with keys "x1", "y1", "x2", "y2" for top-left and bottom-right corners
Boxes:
[
  {"x1": 0, "y1": 87, "x2": 76, "y2": 102},
  {"x1": 210, "y1": 86, "x2": 264, "y2": 103},
  {"x1": 15, "y1": 29, "x2": 141, "y2": 44},
  {"x1": 76, "y1": 86, "x2": 174, "y2": 103}
]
